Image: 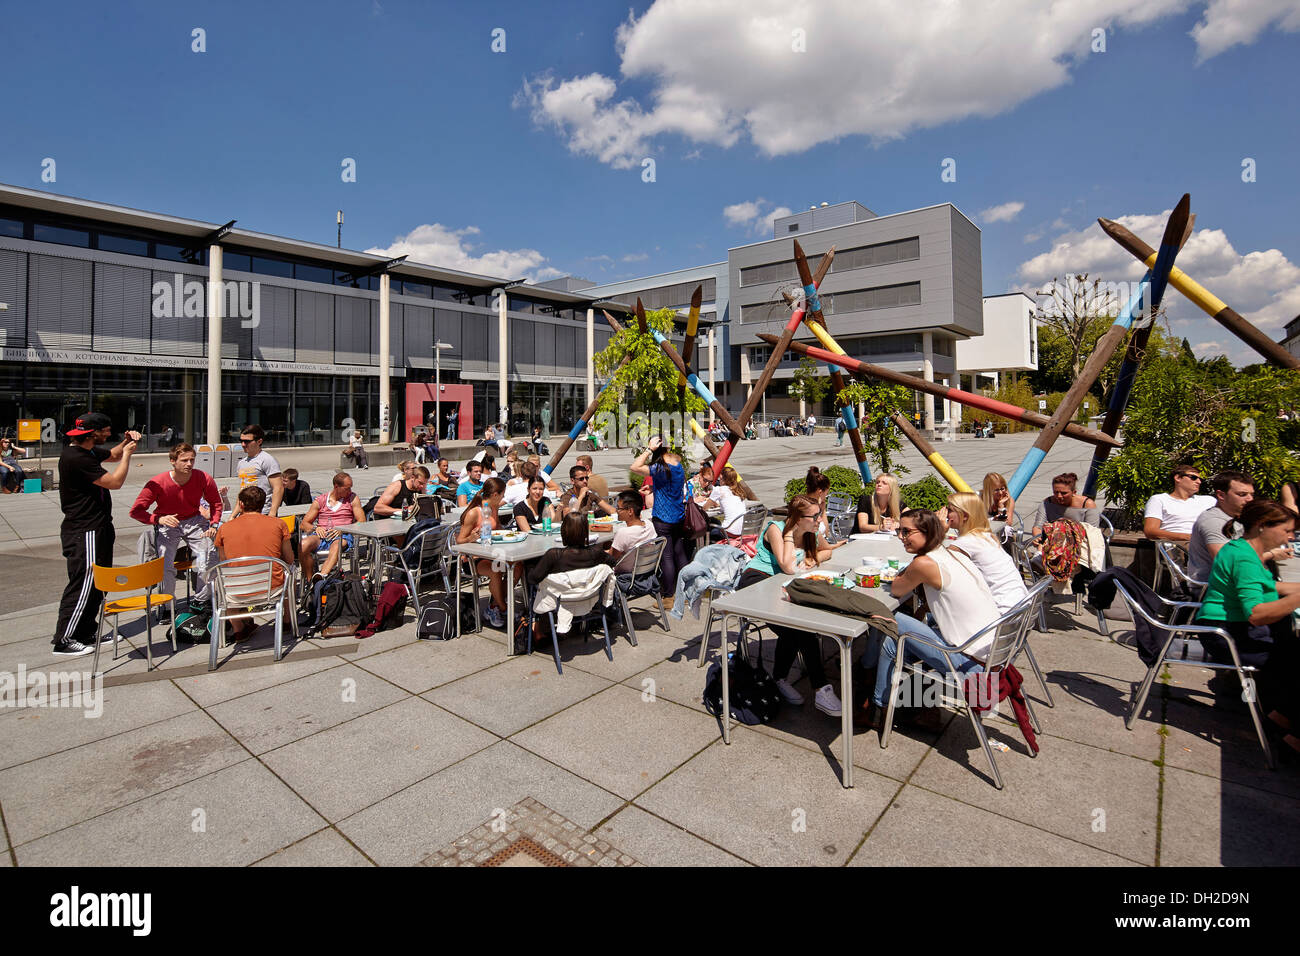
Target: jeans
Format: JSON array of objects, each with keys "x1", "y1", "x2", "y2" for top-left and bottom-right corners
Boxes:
[
  {"x1": 872, "y1": 612, "x2": 982, "y2": 707},
  {"x1": 446, "y1": 422, "x2": 457, "y2": 441},
  {"x1": 1, "y1": 462, "x2": 24, "y2": 490},
  {"x1": 154, "y1": 516, "x2": 215, "y2": 601}
]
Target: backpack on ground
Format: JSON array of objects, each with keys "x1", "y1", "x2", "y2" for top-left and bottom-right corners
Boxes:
[
  {"x1": 702, "y1": 648, "x2": 782, "y2": 726},
  {"x1": 416, "y1": 591, "x2": 476, "y2": 640},
  {"x1": 355, "y1": 581, "x2": 409, "y2": 639},
  {"x1": 311, "y1": 573, "x2": 375, "y2": 638},
  {"x1": 170, "y1": 601, "x2": 214, "y2": 644}
]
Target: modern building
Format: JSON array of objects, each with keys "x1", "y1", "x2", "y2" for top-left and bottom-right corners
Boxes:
[
  {"x1": 956, "y1": 291, "x2": 1039, "y2": 391},
  {"x1": 0, "y1": 184, "x2": 621, "y2": 452},
  {"x1": 1280, "y1": 316, "x2": 1300, "y2": 361},
  {"x1": 584, "y1": 200, "x2": 985, "y2": 429}
]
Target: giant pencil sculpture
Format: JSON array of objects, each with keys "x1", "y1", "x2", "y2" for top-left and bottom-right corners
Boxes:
[
  {"x1": 543, "y1": 350, "x2": 634, "y2": 480},
  {"x1": 792, "y1": 240, "x2": 873, "y2": 486},
  {"x1": 1006, "y1": 197, "x2": 1190, "y2": 500},
  {"x1": 600, "y1": 307, "x2": 726, "y2": 463},
  {"x1": 1083, "y1": 208, "x2": 1197, "y2": 499},
  {"x1": 760, "y1": 334, "x2": 1121, "y2": 449},
  {"x1": 676, "y1": 286, "x2": 703, "y2": 407},
  {"x1": 891, "y1": 412, "x2": 972, "y2": 493},
  {"x1": 1098, "y1": 216, "x2": 1299, "y2": 370},
  {"x1": 713, "y1": 247, "x2": 836, "y2": 474}
]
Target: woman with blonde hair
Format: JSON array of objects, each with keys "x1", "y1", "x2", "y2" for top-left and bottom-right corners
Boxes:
[
  {"x1": 856, "y1": 472, "x2": 902, "y2": 533},
  {"x1": 980, "y1": 472, "x2": 1015, "y2": 524},
  {"x1": 944, "y1": 492, "x2": 1028, "y2": 613}
]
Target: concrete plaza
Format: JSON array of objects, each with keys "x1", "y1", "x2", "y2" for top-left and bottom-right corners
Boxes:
[{"x1": 1, "y1": 431, "x2": 1297, "y2": 866}]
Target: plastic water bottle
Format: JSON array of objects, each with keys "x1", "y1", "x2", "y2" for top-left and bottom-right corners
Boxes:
[
  {"x1": 479, "y1": 519, "x2": 492, "y2": 547},
  {"x1": 543, "y1": 514, "x2": 552, "y2": 534}
]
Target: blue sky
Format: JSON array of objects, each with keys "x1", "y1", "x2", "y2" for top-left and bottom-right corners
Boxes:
[{"x1": 3, "y1": 0, "x2": 1298, "y2": 363}]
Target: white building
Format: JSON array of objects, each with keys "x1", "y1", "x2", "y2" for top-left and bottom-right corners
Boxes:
[{"x1": 955, "y1": 292, "x2": 1038, "y2": 393}]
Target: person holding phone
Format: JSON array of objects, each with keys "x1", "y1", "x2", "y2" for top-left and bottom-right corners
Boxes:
[{"x1": 630, "y1": 436, "x2": 687, "y2": 599}]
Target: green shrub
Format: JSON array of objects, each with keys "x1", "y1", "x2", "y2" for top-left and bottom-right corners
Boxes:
[
  {"x1": 783, "y1": 465, "x2": 866, "y2": 503},
  {"x1": 782, "y1": 466, "x2": 952, "y2": 513},
  {"x1": 628, "y1": 470, "x2": 644, "y2": 490}
]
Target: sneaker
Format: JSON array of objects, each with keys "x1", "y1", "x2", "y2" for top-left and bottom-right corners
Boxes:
[
  {"x1": 52, "y1": 639, "x2": 94, "y2": 657},
  {"x1": 813, "y1": 684, "x2": 842, "y2": 717},
  {"x1": 484, "y1": 605, "x2": 505, "y2": 629},
  {"x1": 775, "y1": 678, "x2": 804, "y2": 705}
]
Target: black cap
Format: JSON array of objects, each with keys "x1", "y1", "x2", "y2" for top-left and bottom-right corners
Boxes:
[{"x1": 65, "y1": 412, "x2": 112, "y2": 437}]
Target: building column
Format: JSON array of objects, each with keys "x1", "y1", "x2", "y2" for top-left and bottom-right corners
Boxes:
[
  {"x1": 379, "y1": 272, "x2": 391, "y2": 444},
  {"x1": 498, "y1": 289, "x2": 508, "y2": 432},
  {"x1": 922, "y1": 331, "x2": 935, "y2": 434},
  {"x1": 205, "y1": 244, "x2": 223, "y2": 445},
  {"x1": 586, "y1": 307, "x2": 594, "y2": 408},
  {"x1": 708, "y1": 328, "x2": 716, "y2": 424}
]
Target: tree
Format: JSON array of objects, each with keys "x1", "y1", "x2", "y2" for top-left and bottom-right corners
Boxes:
[
  {"x1": 788, "y1": 357, "x2": 831, "y2": 408},
  {"x1": 835, "y1": 379, "x2": 910, "y2": 477},
  {"x1": 1033, "y1": 274, "x2": 1120, "y2": 381},
  {"x1": 591, "y1": 306, "x2": 706, "y2": 450}
]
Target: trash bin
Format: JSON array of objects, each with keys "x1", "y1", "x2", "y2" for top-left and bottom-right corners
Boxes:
[
  {"x1": 195, "y1": 445, "x2": 214, "y2": 475},
  {"x1": 213, "y1": 445, "x2": 233, "y2": 479},
  {"x1": 22, "y1": 478, "x2": 42, "y2": 494}
]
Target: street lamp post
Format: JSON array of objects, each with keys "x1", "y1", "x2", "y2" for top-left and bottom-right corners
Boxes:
[{"x1": 433, "y1": 340, "x2": 454, "y2": 443}]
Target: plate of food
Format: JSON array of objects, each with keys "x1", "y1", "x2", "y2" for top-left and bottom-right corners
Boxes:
[
  {"x1": 796, "y1": 570, "x2": 845, "y2": 586},
  {"x1": 492, "y1": 530, "x2": 528, "y2": 543},
  {"x1": 590, "y1": 522, "x2": 615, "y2": 533}
]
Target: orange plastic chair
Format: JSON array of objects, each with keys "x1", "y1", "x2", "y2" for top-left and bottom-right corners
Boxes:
[{"x1": 91, "y1": 557, "x2": 176, "y2": 674}]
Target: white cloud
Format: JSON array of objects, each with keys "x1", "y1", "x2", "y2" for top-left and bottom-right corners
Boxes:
[
  {"x1": 723, "y1": 197, "x2": 793, "y2": 236},
  {"x1": 516, "y1": 0, "x2": 1289, "y2": 169},
  {"x1": 1190, "y1": 0, "x2": 1300, "y2": 61},
  {"x1": 980, "y1": 201, "x2": 1025, "y2": 224},
  {"x1": 622, "y1": 253, "x2": 650, "y2": 262},
  {"x1": 366, "y1": 224, "x2": 562, "y2": 283},
  {"x1": 1016, "y1": 211, "x2": 1300, "y2": 365}
]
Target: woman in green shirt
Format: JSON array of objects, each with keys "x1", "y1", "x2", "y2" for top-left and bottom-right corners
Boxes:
[{"x1": 1198, "y1": 499, "x2": 1300, "y2": 756}]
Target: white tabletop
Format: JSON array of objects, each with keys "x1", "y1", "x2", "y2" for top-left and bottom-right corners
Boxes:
[
  {"x1": 452, "y1": 530, "x2": 615, "y2": 563},
  {"x1": 279, "y1": 503, "x2": 313, "y2": 517},
  {"x1": 709, "y1": 563, "x2": 901, "y2": 637},
  {"x1": 348, "y1": 518, "x2": 415, "y2": 539}
]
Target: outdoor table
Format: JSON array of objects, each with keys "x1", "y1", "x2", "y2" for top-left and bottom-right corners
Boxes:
[
  {"x1": 279, "y1": 503, "x2": 313, "y2": 519},
  {"x1": 707, "y1": 563, "x2": 901, "y2": 789},
  {"x1": 348, "y1": 517, "x2": 415, "y2": 593},
  {"x1": 452, "y1": 528, "x2": 616, "y2": 651}
]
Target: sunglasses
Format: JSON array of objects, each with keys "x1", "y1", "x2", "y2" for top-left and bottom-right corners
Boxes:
[
  {"x1": 1178, "y1": 473, "x2": 1203, "y2": 482},
  {"x1": 897, "y1": 527, "x2": 923, "y2": 538},
  {"x1": 240, "y1": 438, "x2": 257, "y2": 444}
]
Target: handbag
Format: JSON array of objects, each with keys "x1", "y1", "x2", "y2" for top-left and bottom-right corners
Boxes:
[
  {"x1": 702, "y1": 631, "x2": 782, "y2": 725},
  {"x1": 684, "y1": 498, "x2": 710, "y2": 537}
]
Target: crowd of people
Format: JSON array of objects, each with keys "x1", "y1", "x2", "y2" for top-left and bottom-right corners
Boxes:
[{"x1": 43, "y1": 411, "x2": 1300, "y2": 757}]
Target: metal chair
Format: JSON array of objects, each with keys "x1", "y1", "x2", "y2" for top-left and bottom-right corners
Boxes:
[
  {"x1": 879, "y1": 580, "x2": 1048, "y2": 789},
  {"x1": 614, "y1": 536, "x2": 668, "y2": 642},
  {"x1": 381, "y1": 523, "x2": 455, "y2": 612},
  {"x1": 1111, "y1": 577, "x2": 1274, "y2": 769},
  {"x1": 1155, "y1": 541, "x2": 1208, "y2": 603},
  {"x1": 1009, "y1": 577, "x2": 1055, "y2": 709},
  {"x1": 528, "y1": 565, "x2": 620, "y2": 675},
  {"x1": 207, "y1": 556, "x2": 297, "y2": 671},
  {"x1": 698, "y1": 507, "x2": 771, "y2": 667},
  {"x1": 91, "y1": 557, "x2": 177, "y2": 675}
]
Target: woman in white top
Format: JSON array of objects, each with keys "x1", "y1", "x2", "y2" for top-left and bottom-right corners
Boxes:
[
  {"x1": 715, "y1": 467, "x2": 758, "y2": 537},
  {"x1": 865, "y1": 508, "x2": 1001, "y2": 723},
  {"x1": 944, "y1": 492, "x2": 1028, "y2": 614}
]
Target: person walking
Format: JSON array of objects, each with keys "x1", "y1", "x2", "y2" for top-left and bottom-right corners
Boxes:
[
  {"x1": 446, "y1": 406, "x2": 459, "y2": 442},
  {"x1": 53, "y1": 412, "x2": 140, "y2": 656},
  {"x1": 834, "y1": 416, "x2": 846, "y2": 447}
]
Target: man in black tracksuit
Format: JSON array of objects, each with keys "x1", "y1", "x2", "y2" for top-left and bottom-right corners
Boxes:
[{"x1": 52, "y1": 412, "x2": 140, "y2": 656}]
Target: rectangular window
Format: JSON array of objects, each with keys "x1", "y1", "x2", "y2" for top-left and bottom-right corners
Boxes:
[
  {"x1": 830, "y1": 236, "x2": 921, "y2": 273},
  {"x1": 788, "y1": 224, "x2": 799, "y2": 232},
  {"x1": 823, "y1": 282, "x2": 921, "y2": 316},
  {"x1": 251, "y1": 256, "x2": 293, "y2": 278},
  {"x1": 33, "y1": 224, "x2": 90, "y2": 247},
  {"x1": 399, "y1": 279, "x2": 431, "y2": 298},
  {"x1": 221, "y1": 252, "x2": 252, "y2": 273},
  {"x1": 508, "y1": 297, "x2": 534, "y2": 315},
  {"x1": 294, "y1": 263, "x2": 333, "y2": 285},
  {"x1": 155, "y1": 242, "x2": 203, "y2": 264},
  {"x1": 95, "y1": 233, "x2": 150, "y2": 256},
  {"x1": 0, "y1": 217, "x2": 23, "y2": 238},
  {"x1": 738, "y1": 259, "x2": 799, "y2": 287}
]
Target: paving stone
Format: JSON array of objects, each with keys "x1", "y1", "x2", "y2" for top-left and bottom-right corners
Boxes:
[
  {"x1": 337, "y1": 740, "x2": 623, "y2": 866},
  {"x1": 909, "y1": 721, "x2": 1159, "y2": 865},
  {"x1": 424, "y1": 654, "x2": 612, "y2": 736},
  {"x1": 205, "y1": 663, "x2": 407, "y2": 755},
  {"x1": 852, "y1": 783, "x2": 1137, "y2": 867},
  {"x1": 620, "y1": 658, "x2": 710, "y2": 715},
  {"x1": 0, "y1": 708, "x2": 250, "y2": 847},
  {"x1": 1161, "y1": 697, "x2": 1300, "y2": 801},
  {"x1": 15, "y1": 759, "x2": 323, "y2": 866},
  {"x1": 595, "y1": 805, "x2": 750, "y2": 867},
  {"x1": 1160, "y1": 766, "x2": 1300, "y2": 866},
  {"x1": 637, "y1": 726, "x2": 896, "y2": 866},
  {"x1": 512, "y1": 684, "x2": 719, "y2": 799},
  {"x1": 254, "y1": 827, "x2": 374, "y2": 866},
  {"x1": 0, "y1": 677, "x2": 197, "y2": 771},
  {"x1": 172, "y1": 653, "x2": 352, "y2": 708},
  {"x1": 353, "y1": 634, "x2": 512, "y2": 694},
  {"x1": 1035, "y1": 671, "x2": 1164, "y2": 761},
  {"x1": 560, "y1": 628, "x2": 687, "y2": 683},
  {"x1": 261, "y1": 697, "x2": 496, "y2": 821}
]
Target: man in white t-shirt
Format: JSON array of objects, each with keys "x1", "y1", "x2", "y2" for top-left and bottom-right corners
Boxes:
[
  {"x1": 608, "y1": 490, "x2": 658, "y2": 578},
  {"x1": 1143, "y1": 464, "x2": 1215, "y2": 542},
  {"x1": 236, "y1": 424, "x2": 284, "y2": 516}
]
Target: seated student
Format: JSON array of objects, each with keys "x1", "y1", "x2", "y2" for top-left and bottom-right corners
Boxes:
[
  {"x1": 456, "y1": 460, "x2": 485, "y2": 507},
  {"x1": 608, "y1": 490, "x2": 658, "y2": 577},
  {"x1": 411, "y1": 432, "x2": 436, "y2": 465},
  {"x1": 300, "y1": 472, "x2": 366, "y2": 581},
  {"x1": 530, "y1": 426, "x2": 550, "y2": 457},
  {"x1": 479, "y1": 426, "x2": 500, "y2": 454},
  {"x1": 857, "y1": 472, "x2": 902, "y2": 533},
  {"x1": 457, "y1": 477, "x2": 511, "y2": 628},
  {"x1": 980, "y1": 472, "x2": 1015, "y2": 525},
  {"x1": 212, "y1": 486, "x2": 295, "y2": 640},
  {"x1": 576, "y1": 454, "x2": 608, "y2": 500},
  {"x1": 344, "y1": 430, "x2": 370, "y2": 470},
  {"x1": 513, "y1": 475, "x2": 557, "y2": 533},
  {"x1": 526, "y1": 512, "x2": 614, "y2": 593},
  {"x1": 862, "y1": 508, "x2": 1001, "y2": 730},
  {"x1": 504, "y1": 459, "x2": 537, "y2": 508},
  {"x1": 0, "y1": 436, "x2": 27, "y2": 493},
  {"x1": 459, "y1": 451, "x2": 497, "y2": 481},
  {"x1": 389, "y1": 459, "x2": 416, "y2": 485},
  {"x1": 280, "y1": 468, "x2": 313, "y2": 507},
  {"x1": 1196, "y1": 499, "x2": 1300, "y2": 756},
  {"x1": 737, "y1": 494, "x2": 841, "y2": 719},
  {"x1": 708, "y1": 467, "x2": 757, "y2": 539},
  {"x1": 499, "y1": 449, "x2": 520, "y2": 482},
  {"x1": 429, "y1": 458, "x2": 456, "y2": 491},
  {"x1": 802, "y1": 467, "x2": 849, "y2": 553},
  {"x1": 375, "y1": 465, "x2": 430, "y2": 517},
  {"x1": 1188, "y1": 470, "x2": 1258, "y2": 583},
  {"x1": 945, "y1": 493, "x2": 1028, "y2": 613},
  {"x1": 527, "y1": 454, "x2": 562, "y2": 494},
  {"x1": 1143, "y1": 464, "x2": 1215, "y2": 543},
  {"x1": 1029, "y1": 472, "x2": 1098, "y2": 537},
  {"x1": 559, "y1": 464, "x2": 616, "y2": 518}
]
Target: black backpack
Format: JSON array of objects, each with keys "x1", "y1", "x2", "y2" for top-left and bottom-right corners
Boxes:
[
  {"x1": 702, "y1": 646, "x2": 783, "y2": 726},
  {"x1": 416, "y1": 592, "x2": 477, "y2": 640},
  {"x1": 399, "y1": 517, "x2": 444, "y2": 568},
  {"x1": 310, "y1": 572, "x2": 375, "y2": 638}
]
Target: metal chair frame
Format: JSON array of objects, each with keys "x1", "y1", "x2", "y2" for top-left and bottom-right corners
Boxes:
[
  {"x1": 879, "y1": 579, "x2": 1050, "y2": 789},
  {"x1": 1110, "y1": 578, "x2": 1274, "y2": 768},
  {"x1": 614, "y1": 536, "x2": 668, "y2": 642},
  {"x1": 91, "y1": 557, "x2": 177, "y2": 675},
  {"x1": 1155, "y1": 541, "x2": 1209, "y2": 603},
  {"x1": 527, "y1": 565, "x2": 620, "y2": 675},
  {"x1": 207, "y1": 556, "x2": 298, "y2": 671},
  {"x1": 380, "y1": 523, "x2": 455, "y2": 612}
]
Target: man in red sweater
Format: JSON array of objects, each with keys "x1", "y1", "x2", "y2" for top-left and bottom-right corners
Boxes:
[{"x1": 130, "y1": 443, "x2": 223, "y2": 612}]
